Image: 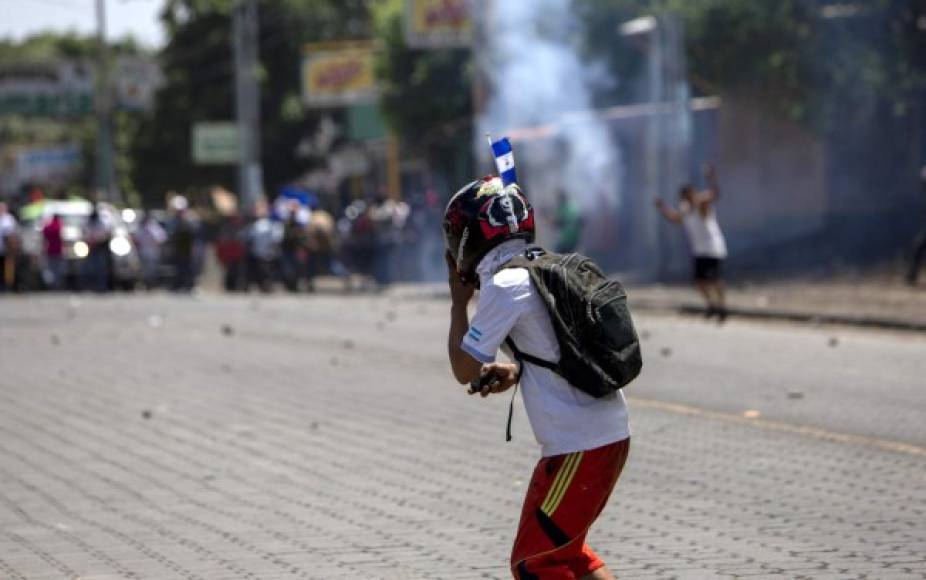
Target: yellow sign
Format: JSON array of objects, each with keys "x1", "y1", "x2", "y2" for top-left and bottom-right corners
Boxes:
[
  {"x1": 405, "y1": 0, "x2": 472, "y2": 48},
  {"x1": 302, "y1": 43, "x2": 378, "y2": 108}
]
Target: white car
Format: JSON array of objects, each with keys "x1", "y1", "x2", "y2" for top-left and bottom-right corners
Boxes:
[{"x1": 21, "y1": 200, "x2": 141, "y2": 290}]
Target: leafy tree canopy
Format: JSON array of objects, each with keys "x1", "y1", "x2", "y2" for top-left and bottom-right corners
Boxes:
[
  {"x1": 372, "y1": 0, "x2": 473, "y2": 185},
  {"x1": 131, "y1": 0, "x2": 376, "y2": 206},
  {"x1": 0, "y1": 33, "x2": 148, "y2": 203},
  {"x1": 577, "y1": 0, "x2": 926, "y2": 125}
]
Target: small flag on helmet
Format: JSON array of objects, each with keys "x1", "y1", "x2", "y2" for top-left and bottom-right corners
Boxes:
[{"x1": 489, "y1": 136, "x2": 518, "y2": 186}]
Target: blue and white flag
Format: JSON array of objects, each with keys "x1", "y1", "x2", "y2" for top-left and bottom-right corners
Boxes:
[{"x1": 491, "y1": 137, "x2": 518, "y2": 186}]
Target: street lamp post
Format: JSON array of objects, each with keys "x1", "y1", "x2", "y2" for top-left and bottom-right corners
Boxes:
[
  {"x1": 619, "y1": 14, "x2": 691, "y2": 279},
  {"x1": 233, "y1": 0, "x2": 263, "y2": 211},
  {"x1": 95, "y1": 0, "x2": 118, "y2": 204}
]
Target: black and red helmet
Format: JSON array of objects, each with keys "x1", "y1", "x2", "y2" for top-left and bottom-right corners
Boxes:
[{"x1": 443, "y1": 176, "x2": 535, "y2": 280}]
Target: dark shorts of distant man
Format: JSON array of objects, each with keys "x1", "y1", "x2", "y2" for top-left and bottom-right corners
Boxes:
[{"x1": 693, "y1": 256, "x2": 723, "y2": 282}]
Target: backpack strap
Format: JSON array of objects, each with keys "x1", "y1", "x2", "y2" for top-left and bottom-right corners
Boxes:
[
  {"x1": 505, "y1": 336, "x2": 558, "y2": 372},
  {"x1": 505, "y1": 383, "x2": 518, "y2": 443},
  {"x1": 494, "y1": 246, "x2": 550, "y2": 275},
  {"x1": 502, "y1": 336, "x2": 561, "y2": 442}
]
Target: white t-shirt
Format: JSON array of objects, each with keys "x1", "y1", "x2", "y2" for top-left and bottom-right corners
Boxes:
[
  {"x1": 681, "y1": 202, "x2": 727, "y2": 259},
  {"x1": 0, "y1": 213, "x2": 17, "y2": 254},
  {"x1": 135, "y1": 221, "x2": 167, "y2": 260},
  {"x1": 461, "y1": 240, "x2": 630, "y2": 457}
]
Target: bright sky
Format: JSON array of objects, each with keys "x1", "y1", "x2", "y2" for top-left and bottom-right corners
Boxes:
[{"x1": 0, "y1": 0, "x2": 167, "y2": 49}]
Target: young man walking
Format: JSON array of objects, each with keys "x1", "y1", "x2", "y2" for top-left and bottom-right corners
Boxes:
[
  {"x1": 444, "y1": 176, "x2": 631, "y2": 579},
  {"x1": 655, "y1": 164, "x2": 728, "y2": 320}
]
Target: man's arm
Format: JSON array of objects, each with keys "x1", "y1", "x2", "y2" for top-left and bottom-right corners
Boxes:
[
  {"x1": 448, "y1": 300, "x2": 482, "y2": 384},
  {"x1": 654, "y1": 199, "x2": 682, "y2": 223},
  {"x1": 446, "y1": 252, "x2": 482, "y2": 385},
  {"x1": 700, "y1": 163, "x2": 719, "y2": 204}
]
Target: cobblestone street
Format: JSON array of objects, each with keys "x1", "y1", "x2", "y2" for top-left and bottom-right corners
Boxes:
[{"x1": 0, "y1": 293, "x2": 924, "y2": 579}]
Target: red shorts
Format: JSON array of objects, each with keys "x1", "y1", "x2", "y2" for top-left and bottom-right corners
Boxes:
[{"x1": 511, "y1": 438, "x2": 630, "y2": 579}]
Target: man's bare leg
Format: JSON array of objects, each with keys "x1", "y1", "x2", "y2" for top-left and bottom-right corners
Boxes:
[
  {"x1": 713, "y1": 280, "x2": 726, "y2": 310},
  {"x1": 694, "y1": 280, "x2": 715, "y2": 314},
  {"x1": 582, "y1": 565, "x2": 617, "y2": 579},
  {"x1": 710, "y1": 281, "x2": 727, "y2": 322}
]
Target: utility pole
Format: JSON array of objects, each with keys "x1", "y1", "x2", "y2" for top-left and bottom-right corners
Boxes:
[
  {"x1": 95, "y1": 0, "x2": 118, "y2": 203},
  {"x1": 233, "y1": 0, "x2": 263, "y2": 210}
]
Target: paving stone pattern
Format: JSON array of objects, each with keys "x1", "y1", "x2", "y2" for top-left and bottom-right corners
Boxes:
[{"x1": 0, "y1": 295, "x2": 924, "y2": 579}]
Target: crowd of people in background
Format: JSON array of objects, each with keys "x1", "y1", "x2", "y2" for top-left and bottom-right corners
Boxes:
[
  {"x1": 0, "y1": 184, "x2": 446, "y2": 296},
  {"x1": 5, "y1": 162, "x2": 922, "y2": 300},
  {"x1": 214, "y1": 190, "x2": 437, "y2": 294},
  {"x1": 0, "y1": 191, "x2": 208, "y2": 294}
]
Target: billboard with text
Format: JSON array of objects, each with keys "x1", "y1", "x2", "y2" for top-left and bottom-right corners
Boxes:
[
  {"x1": 301, "y1": 43, "x2": 378, "y2": 108},
  {"x1": 405, "y1": 0, "x2": 472, "y2": 48}
]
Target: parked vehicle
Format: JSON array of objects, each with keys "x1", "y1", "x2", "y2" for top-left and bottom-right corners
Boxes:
[{"x1": 19, "y1": 200, "x2": 142, "y2": 291}]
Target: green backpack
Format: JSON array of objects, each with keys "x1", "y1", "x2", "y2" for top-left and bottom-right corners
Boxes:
[{"x1": 497, "y1": 247, "x2": 642, "y2": 397}]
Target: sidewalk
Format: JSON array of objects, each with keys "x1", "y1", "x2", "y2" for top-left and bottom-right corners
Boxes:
[
  {"x1": 630, "y1": 278, "x2": 926, "y2": 331},
  {"x1": 389, "y1": 278, "x2": 926, "y2": 332}
]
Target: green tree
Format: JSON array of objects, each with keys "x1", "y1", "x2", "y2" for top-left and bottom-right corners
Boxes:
[
  {"x1": 131, "y1": 0, "x2": 376, "y2": 206},
  {"x1": 0, "y1": 33, "x2": 146, "y2": 203},
  {"x1": 131, "y1": 0, "x2": 236, "y2": 205},
  {"x1": 577, "y1": 0, "x2": 926, "y2": 127},
  {"x1": 372, "y1": 0, "x2": 474, "y2": 188},
  {"x1": 259, "y1": 0, "x2": 375, "y2": 194}
]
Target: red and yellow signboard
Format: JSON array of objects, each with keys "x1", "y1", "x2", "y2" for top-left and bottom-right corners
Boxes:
[
  {"x1": 301, "y1": 42, "x2": 378, "y2": 108},
  {"x1": 405, "y1": 0, "x2": 472, "y2": 48}
]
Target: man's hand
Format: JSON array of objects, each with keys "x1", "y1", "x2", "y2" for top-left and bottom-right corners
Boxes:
[
  {"x1": 446, "y1": 251, "x2": 475, "y2": 305},
  {"x1": 654, "y1": 198, "x2": 682, "y2": 223},
  {"x1": 446, "y1": 250, "x2": 481, "y2": 384},
  {"x1": 469, "y1": 362, "x2": 519, "y2": 398}
]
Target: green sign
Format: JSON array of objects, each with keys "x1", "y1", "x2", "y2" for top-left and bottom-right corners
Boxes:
[
  {"x1": 347, "y1": 104, "x2": 387, "y2": 141},
  {"x1": 0, "y1": 61, "x2": 95, "y2": 117},
  {"x1": 0, "y1": 91, "x2": 93, "y2": 117},
  {"x1": 192, "y1": 122, "x2": 239, "y2": 165}
]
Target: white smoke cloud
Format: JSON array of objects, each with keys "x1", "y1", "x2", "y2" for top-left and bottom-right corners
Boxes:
[{"x1": 479, "y1": 0, "x2": 623, "y2": 216}]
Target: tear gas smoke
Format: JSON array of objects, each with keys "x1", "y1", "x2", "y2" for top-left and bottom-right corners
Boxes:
[{"x1": 480, "y1": 0, "x2": 623, "y2": 217}]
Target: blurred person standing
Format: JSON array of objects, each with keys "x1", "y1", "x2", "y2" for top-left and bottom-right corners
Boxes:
[
  {"x1": 215, "y1": 214, "x2": 248, "y2": 292},
  {"x1": 42, "y1": 214, "x2": 65, "y2": 290},
  {"x1": 0, "y1": 201, "x2": 18, "y2": 291},
  {"x1": 168, "y1": 197, "x2": 198, "y2": 292},
  {"x1": 305, "y1": 208, "x2": 335, "y2": 292},
  {"x1": 906, "y1": 165, "x2": 926, "y2": 286},
  {"x1": 370, "y1": 193, "x2": 406, "y2": 288},
  {"x1": 370, "y1": 194, "x2": 394, "y2": 287},
  {"x1": 655, "y1": 164, "x2": 728, "y2": 321},
  {"x1": 411, "y1": 186, "x2": 445, "y2": 282},
  {"x1": 393, "y1": 198, "x2": 413, "y2": 281},
  {"x1": 246, "y1": 209, "x2": 282, "y2": 293},
  {"x1": 553, "y1": 189, "x2": 583, "y2": 254},
  {"x1": 280, "y1": 204, "x2": 309, "y2": 292},
  {"x1": 338, "y1": 199, "x2": 376, "y2": 290},
  {"x1": 134, "y1": 212, "x2": 167, "y2": 290},
  {"x1": 82, "y1": 207, "x2": 111, "y2": 292}
]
